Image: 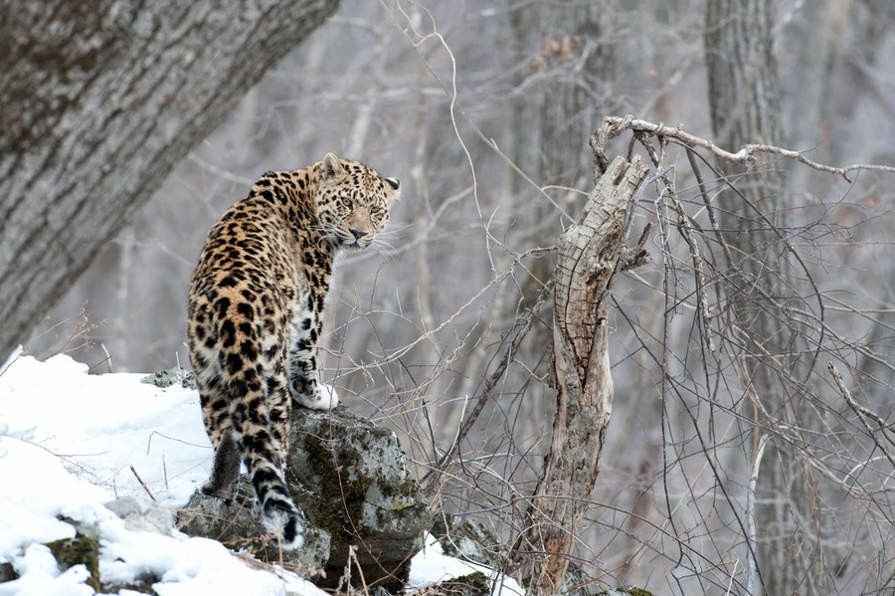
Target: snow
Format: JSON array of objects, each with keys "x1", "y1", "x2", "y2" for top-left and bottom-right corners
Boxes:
[
  {"x1": 408, "y1": 534, "x2": 525, "y2": 595},
  {"x1": 0, "y1": 352, "x2": 523, "y2": 595},
  {"x1": 0, "y1": 543, "x2": 94, "y2": 596}
]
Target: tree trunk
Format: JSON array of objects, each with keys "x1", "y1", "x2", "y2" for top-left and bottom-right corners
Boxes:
[
  {"x1": 0, "y1": 0, "x2": 338, "y2": 357},
  {"x1": 705, "y1": 0, "x2": 789, "y2": 394},
  {"x1": 705, "y1": 1, "x2": 823, "y2": 593},
  {"x1": 516, "y1": 155, "x2": 648, "y2": 594},
  {"x1": 539, "y1": 0, "x2": 616, "y2": 189},
  {"x1": 499, "y1": 0, "x2": 620, "y2": 472}
]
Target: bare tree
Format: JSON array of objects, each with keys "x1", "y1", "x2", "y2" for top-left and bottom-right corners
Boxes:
[
  {"x1": 514, "y1": 155, "x2": 649, "y2": 594},
  {"x1": 594, "y1": 113, "x2": 895, "y2": 594},
  {"x1": 0, "y1": 0, "x2": 337, "y2": 357}
]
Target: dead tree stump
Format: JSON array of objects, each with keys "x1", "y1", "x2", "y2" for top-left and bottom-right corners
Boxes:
[{"x1": 517, "y1": 155, "x2": 648, "y2": 594}]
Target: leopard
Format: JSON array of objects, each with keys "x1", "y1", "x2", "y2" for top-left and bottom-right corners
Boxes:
[{"x1": 186, "y1": 152, "x2": 400, "y2": 549}]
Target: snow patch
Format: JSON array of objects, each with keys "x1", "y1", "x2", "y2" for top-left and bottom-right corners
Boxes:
[
  {"x1": 407, "y1": 533, "x2": 525, "y2": 595},
  {"x1": 0, "y1": 354, "x2": 522, "y2": 594}
]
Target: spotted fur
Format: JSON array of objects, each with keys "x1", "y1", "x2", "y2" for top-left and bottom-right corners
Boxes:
[{"x1": 186, "y1": 153, "x2": 400, "y2": 548}]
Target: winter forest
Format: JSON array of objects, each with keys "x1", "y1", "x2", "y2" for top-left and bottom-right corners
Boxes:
[{"x1": 3, "y1": 0, "x2": 895, "y2": 594}]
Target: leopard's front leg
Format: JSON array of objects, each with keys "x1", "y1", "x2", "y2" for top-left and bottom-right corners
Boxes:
[{"x1": 288, "y1": 305, "x2": 339, "y2": 410}]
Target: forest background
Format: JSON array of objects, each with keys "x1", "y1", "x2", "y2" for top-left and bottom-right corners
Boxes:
[{"x1": 5, "y1": 1, "x2": 895, "y2": 594}]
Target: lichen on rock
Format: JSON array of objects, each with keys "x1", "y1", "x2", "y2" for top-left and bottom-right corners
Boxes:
[
  {"x1": 45, "y1": 531, "x2": 101, "y2": 592},
  {"x1": 430, "y1": 513, "x2": 503, "y2": 567},
  {"x1": 413, "y1": 571, "x2": 492, "y2": 595},
  {"x1": 177, "y1": 404, "x2": 431, "y2": 591},
  {"x1": 140, "y1": 367, "x2": 196, "y2": 389},
  {"x1": 178, "y1": 481, "x2": 330, "y2": 573}
]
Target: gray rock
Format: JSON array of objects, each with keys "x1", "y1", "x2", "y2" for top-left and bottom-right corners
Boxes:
[
  {"x1": 140, "y1": 368, "x2": 196, "y2": 389},
  {"x1": 412, "y1": 571, "x2": 491, "y2": 595},
  {"x1": 45, "y1": 530, "x2": 102, "y2": 592},
  {"x1": 430, "y1": 516, "x2": 645, "y2": 596},
  {"x1": 178, "y1": 481, "x2": 331, "y2": 572},
  {"x1": 177, "y1": 405, "x2": 431, "y2": 591},
  {"x1": 431, "y1": 514, "x2": 503, "y2": 567},
  {"x1": 105, "y1": 496, "x2": 174, "y2": 535},
  {"x1": 0, "y1": 516, "x2": 162, "y2": 594}
]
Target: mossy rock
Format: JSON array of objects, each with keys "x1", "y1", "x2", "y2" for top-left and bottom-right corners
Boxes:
[
  {"x1": 595, "y1": 588, "x2": 654, "y2": 596},
  {"x1": 140, "y1": 367, "x2": 196, "y2": 389},
  {"x1": 292, "y1": 406, "x2": 431, "y2": 591},
  {"x1": 178, "y1": 405, "x2": 431, "y2": 592},
  {"x1": 430, "y1": 514, "x2": 503, "y2": 567},
  {"x1": 43, "y1": 522, "x2": 161, "y2": 595},
  {"x1": 46, "y1": 531, "x2": 101, "y2": 592},
  {"x1": 415, "y1": 571, "x2": 491, "y2": 595},
  {"x1": 177, "y1": 481, "x2": 330, "y2": 573}
]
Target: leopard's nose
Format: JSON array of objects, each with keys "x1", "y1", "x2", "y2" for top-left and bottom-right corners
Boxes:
[{"x1": 350, "y1": 229, "x2": 368, "y2": 241}]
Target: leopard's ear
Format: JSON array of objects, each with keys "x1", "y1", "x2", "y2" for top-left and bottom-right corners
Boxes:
[
  {"x1": 383, "y1": 177, "x2": 401, "y2": 202},
  {"x1": 321, "y1": 152, "x2": 345, "y2": 181}
]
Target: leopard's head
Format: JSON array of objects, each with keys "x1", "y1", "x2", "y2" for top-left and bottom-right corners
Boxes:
[{"x1": 315, "y1": 152, "x2": 400, "y2": 249}]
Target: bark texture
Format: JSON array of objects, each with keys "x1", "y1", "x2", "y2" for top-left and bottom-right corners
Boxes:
[
  {"x1": 518, "y1": 156, "x2": 648, "y2": 594},
  {"x1": 0, "y1": 0, "x2": 338, "y2": 356}
]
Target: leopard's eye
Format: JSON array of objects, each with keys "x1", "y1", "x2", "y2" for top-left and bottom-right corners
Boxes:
[{"x1": 341, "y1": 197, "x2": 352, "y2": 209}]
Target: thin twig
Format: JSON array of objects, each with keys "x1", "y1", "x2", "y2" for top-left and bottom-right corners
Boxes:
[
  {"x1": 129, "y1": 465, "x2": 157, "y2": 502},
  {"x1": 827, "y1": 362, "x2": 895, "y2": 460},
  {"x1": 425, "y1": 278, "x2": 554, "y2": 486},
  {"x1": 745, "y1": 434, "x2": 769, "y2": 596}
]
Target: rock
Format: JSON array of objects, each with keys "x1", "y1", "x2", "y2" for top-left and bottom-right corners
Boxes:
[
  {"x1": 178, "y1": 481, "x2": 331, "y2": 572},
  {"x1": 178, "y1": 405, "x2": 431, "y2": 591},
  {"x1": 413, "y1": 571, "x2": 491, "y2": 595},
  {"x1": 428, "y1": 518, "x2": 654, "y2": 596},
  {"x1": 106, "y1": 496, "x2": 174, "y2": 535},
  {"x1": 140, "y1": 367, "x2": 196, "y2": 389},
  {"x1": 45, "y1": 531, "x2": 101, "y2": 592},
  {"x1": 0, "y1": 517, "x2": 160, "y2": 594},
  {"x1": 430, "y1": 514, "x2": 503, "y2": 567},
  {"x1": 0, "y1": 562, "x2": 17, "y2": 583}
]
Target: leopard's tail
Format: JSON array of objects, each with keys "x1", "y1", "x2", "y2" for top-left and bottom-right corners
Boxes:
[{"x1": 220, "y1": 355, "x2": 305, "y2": 549}]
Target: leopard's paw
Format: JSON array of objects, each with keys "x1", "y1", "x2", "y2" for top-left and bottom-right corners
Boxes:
[{"x1": 297, "y1": 383, "x2": 340, "y2": 410}]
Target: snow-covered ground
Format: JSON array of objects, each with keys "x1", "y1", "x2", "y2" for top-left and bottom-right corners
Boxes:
[{"x1": 0, "y1": 352, "x2": 523, "y2": 595}]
